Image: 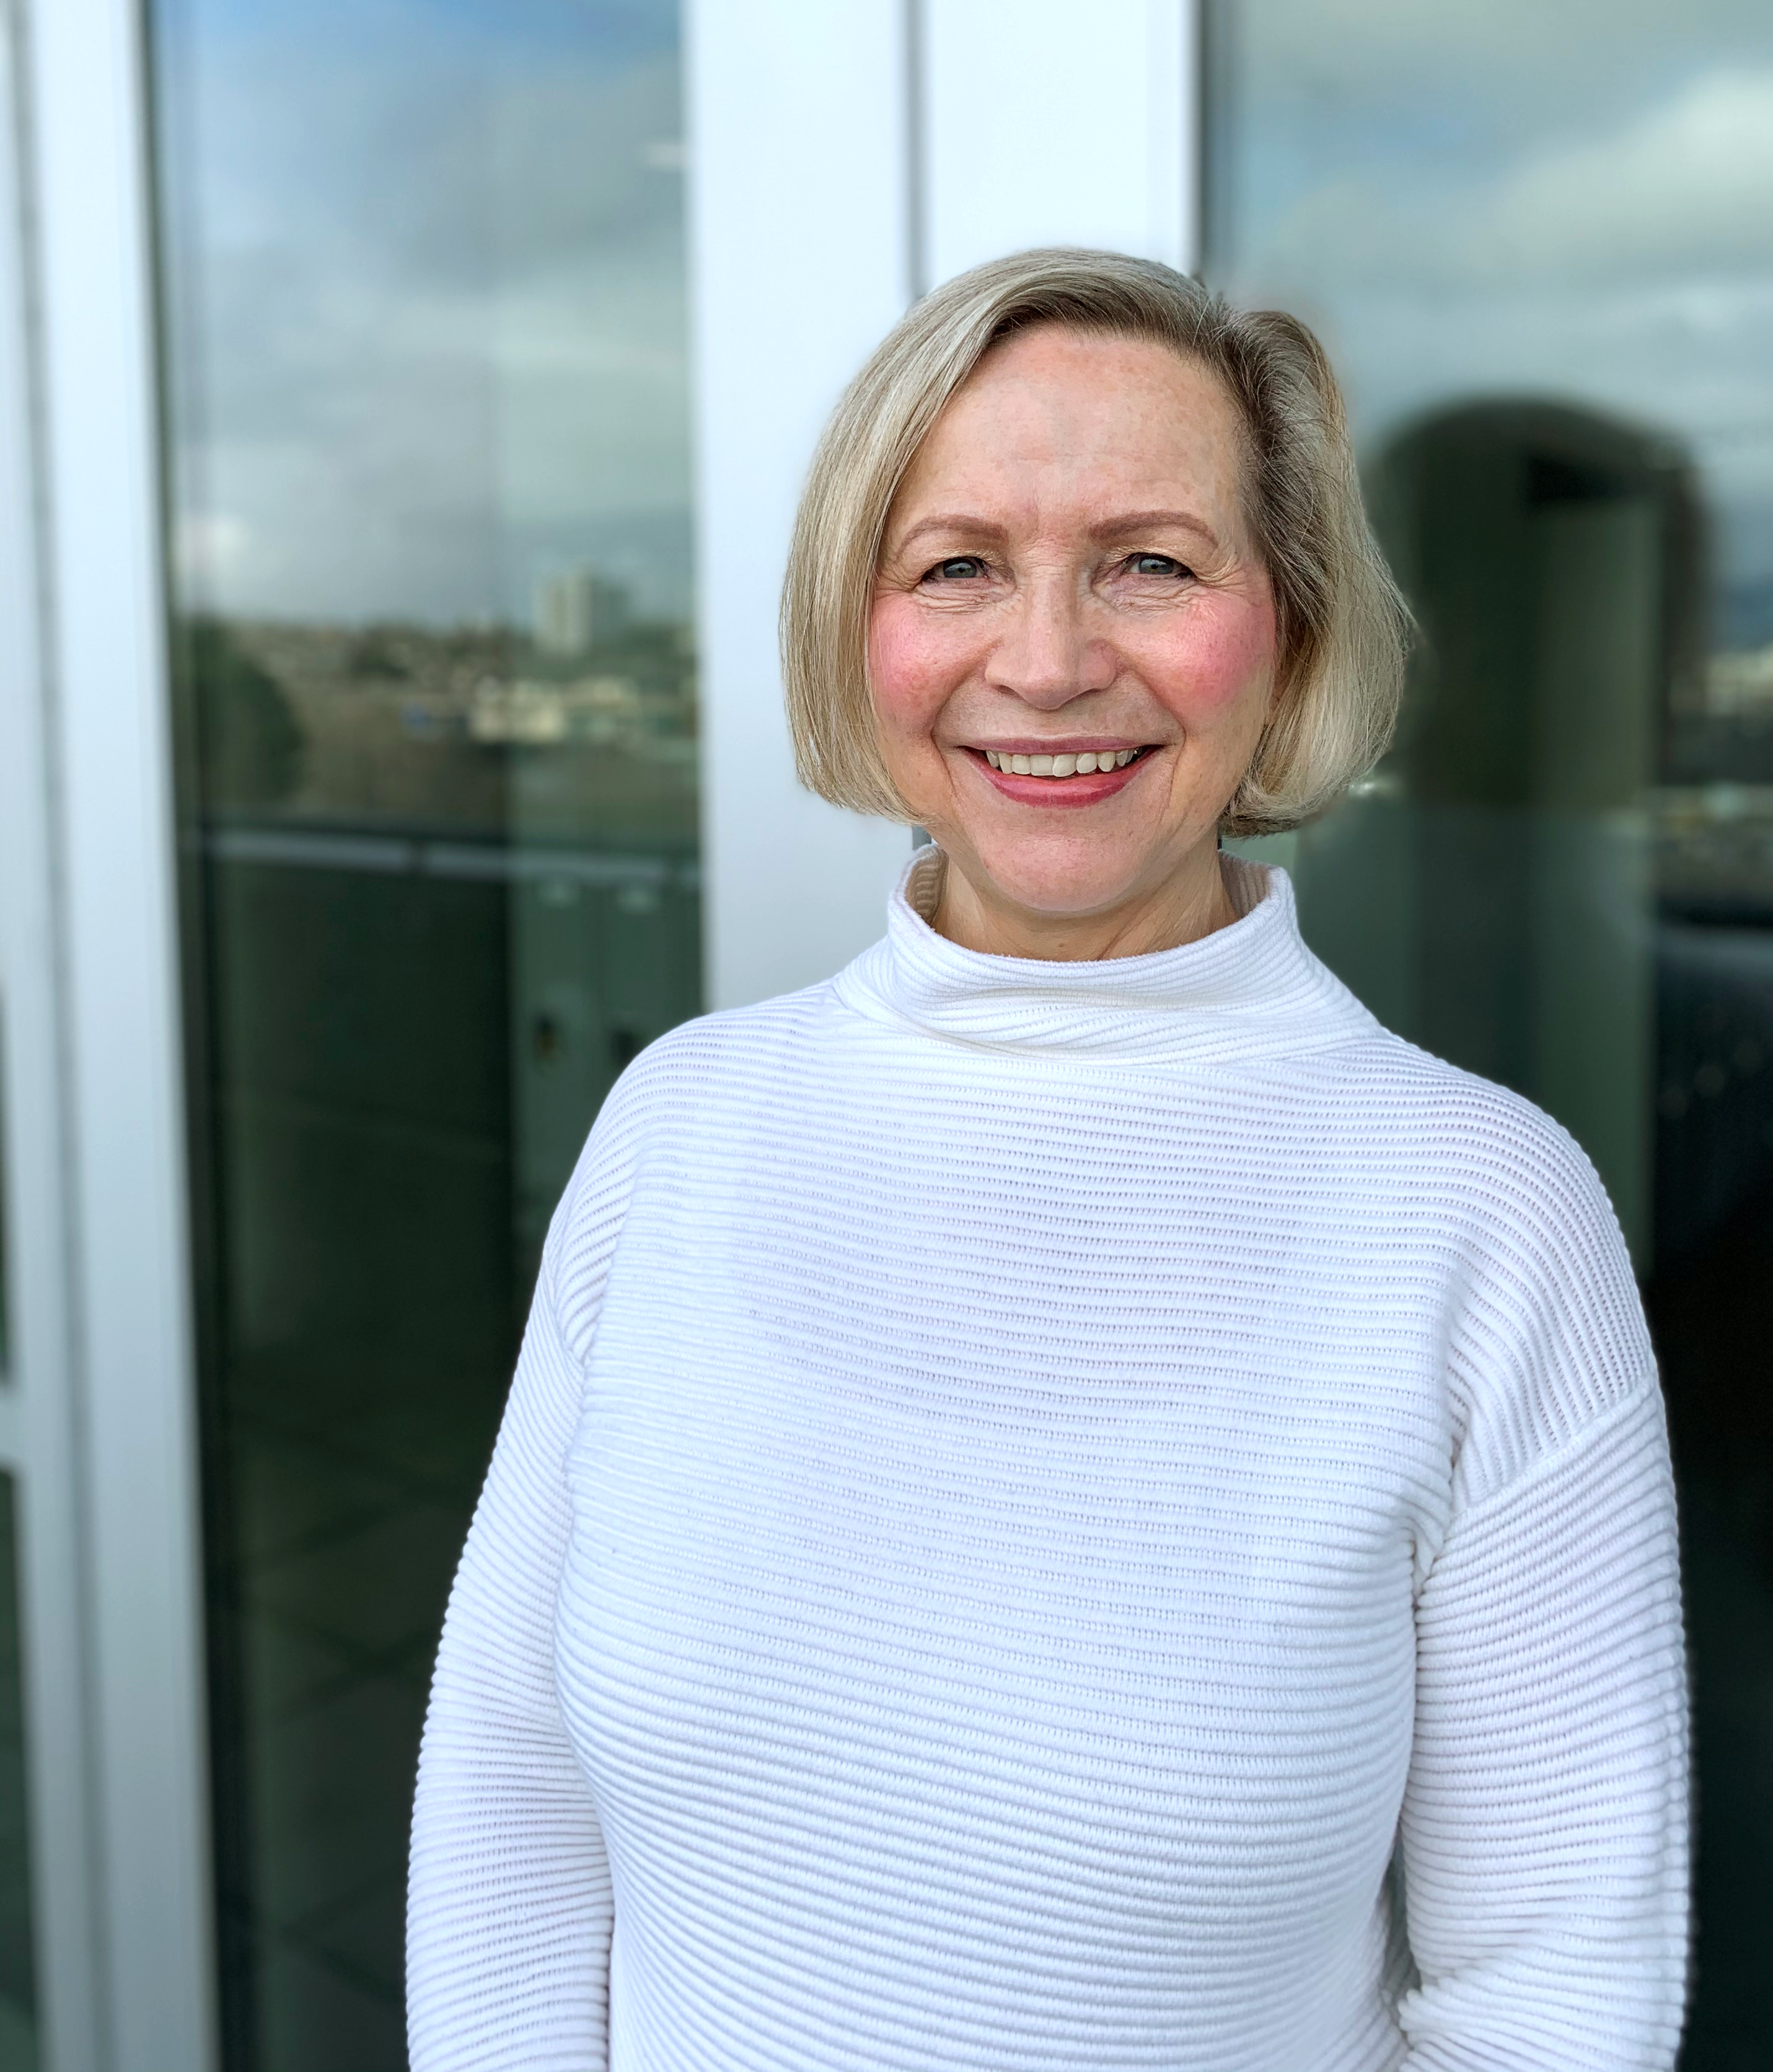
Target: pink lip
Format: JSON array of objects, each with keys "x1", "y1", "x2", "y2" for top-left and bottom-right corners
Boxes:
[{"x1": 962, "y1": 745, "x2": 1155, "y2": 809}]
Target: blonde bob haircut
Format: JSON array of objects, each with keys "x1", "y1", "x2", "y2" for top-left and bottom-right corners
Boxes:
[{"x1": 781, "y1": 247, "x2": 1410, "y2": 836}]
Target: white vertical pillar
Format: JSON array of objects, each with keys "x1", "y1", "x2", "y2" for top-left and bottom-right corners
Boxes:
[
  {"x1": 689, "y1": 2, "x2": 1199, "y2": 1012},
  {"x1": 16, "y1": 0, "x2": 218, "y2": 2065},
  {"x1": 686, "y1": 0, "x2": 917, "y2": 1011},
  {"x1": 0, "y1": 9, "x2": 105, "y2": 2068},
  {"x1": 920, "y1": 0, "x2": 1197, "y2": 289}
]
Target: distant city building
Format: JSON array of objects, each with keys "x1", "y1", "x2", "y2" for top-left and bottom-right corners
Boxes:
[
  {"x1": 534, "y1": 567, "x2": 631, "y2": 656},
  {"x1": 1708, "y1": 642, "x2": 1773, "y2": 717}
]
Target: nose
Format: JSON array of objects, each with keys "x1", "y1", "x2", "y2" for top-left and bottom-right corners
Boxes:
[{"x1": 984, "y1": 573, "x2": 1115, "y2": 709}]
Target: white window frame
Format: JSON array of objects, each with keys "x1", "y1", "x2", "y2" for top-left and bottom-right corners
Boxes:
[{"x1": 0, "y1": 0, "x2": 216, "y2": 2065}]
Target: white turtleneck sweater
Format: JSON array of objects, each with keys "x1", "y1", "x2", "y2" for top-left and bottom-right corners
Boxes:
[{"x1": 408, "y1": 854, "x2": 1687, "y2": 2072}]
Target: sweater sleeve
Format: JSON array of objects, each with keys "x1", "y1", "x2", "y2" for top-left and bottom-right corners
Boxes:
[
  {"x1": 407, "y1": 1100, "x2": 641, "y2": 2071},
  {"x1": 1394, "y1": 1140, "x2": 1690, "y2": 2072}
]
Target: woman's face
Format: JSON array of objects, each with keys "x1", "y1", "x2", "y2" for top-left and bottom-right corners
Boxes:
[{"x1": 869, "y1": 325, "x2": 1279, "y2": 956}]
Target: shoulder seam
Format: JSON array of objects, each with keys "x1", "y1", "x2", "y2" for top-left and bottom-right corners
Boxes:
[{"x1": 1447, "y1": 1363, "x2": 1663, "y2": 1534}]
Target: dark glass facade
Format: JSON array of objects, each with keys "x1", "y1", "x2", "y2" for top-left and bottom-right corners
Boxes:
[
  {"x1": 1212, "y1": 5, "x2": 1773, "y2": 2060},
  {"x1": 148, "y1": 2, "x2": 697, "y2": 2061}
]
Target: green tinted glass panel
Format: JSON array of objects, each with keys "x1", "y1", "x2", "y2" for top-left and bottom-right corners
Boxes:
[
  {"x1": 0, "y1": 1473, "x2": 37, "y2": 2071},
  {"x1": 1213, "y1": 6, "x2": 1773, "y2": 2060},
  {"x1": 1, "y1": 1022, "x2": 9, "y2": 1377},
  {"x1": 149, "y1": 3, "x2": 697, "y2": 2061}
]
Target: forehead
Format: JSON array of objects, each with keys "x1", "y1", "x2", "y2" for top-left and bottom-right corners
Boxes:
[{"x1": 895, "y1": 325, "x2": 1250, "y2": 522}]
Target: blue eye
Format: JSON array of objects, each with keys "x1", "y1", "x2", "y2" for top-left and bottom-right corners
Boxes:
[
  {"x1": 1131, "y1": 553, "x2": 1186, "y2": 577},
  {"x1": 927, "y1": 557, "x2": 984, "y2": 582}
]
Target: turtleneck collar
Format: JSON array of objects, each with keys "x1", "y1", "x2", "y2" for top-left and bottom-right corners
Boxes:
[{"x1": 832, "y1": 845, "x2": 1380, "y2": 1067}]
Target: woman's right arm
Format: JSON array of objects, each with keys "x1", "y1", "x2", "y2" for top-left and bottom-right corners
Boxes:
[{"x1": 407, "y1": 1110, "x2": 641, "y2": 2071}]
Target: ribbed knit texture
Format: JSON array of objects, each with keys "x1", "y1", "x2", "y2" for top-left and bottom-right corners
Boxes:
[{"x1": 408, "y1": 854, "x2": 1689, "y2": 2071}]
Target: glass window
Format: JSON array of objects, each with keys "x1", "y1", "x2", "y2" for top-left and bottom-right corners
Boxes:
[
  {"x1": 148, "y1": 1, "x2": 697, "y2": 2060},
  {"x1": 0, "y1": 1471, "x2": 37, "y2": 2070},
  {"x1": 1, "y1": 1061, "x2": 9, "y2": 1381},
  {"x1": 1212, "y1": 4, "x2": 1773, "y2": 2061}
]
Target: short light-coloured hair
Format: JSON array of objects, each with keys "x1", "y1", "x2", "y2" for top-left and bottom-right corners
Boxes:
[{"x1": 781, "y1": 247, "x2": 1409, "y2": 835}]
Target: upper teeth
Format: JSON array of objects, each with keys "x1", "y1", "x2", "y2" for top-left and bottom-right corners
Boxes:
[{"x1": 983, "y1": 748, "x2": 1139, "y2": 776}]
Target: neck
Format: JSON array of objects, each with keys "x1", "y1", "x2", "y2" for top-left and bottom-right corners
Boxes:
[{"x1": 930, "y1": 841, "x2": 1239, "y2": 962}]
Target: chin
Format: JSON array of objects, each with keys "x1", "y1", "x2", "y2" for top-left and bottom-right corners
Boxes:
[{"x1": 961, "y1": 833, "x2": 1153, "y2": 923}]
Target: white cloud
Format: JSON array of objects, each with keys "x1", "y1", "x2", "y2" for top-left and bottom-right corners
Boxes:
[{"x1": 1467, "y1": 71, "x2": 1773, "y2": 280}]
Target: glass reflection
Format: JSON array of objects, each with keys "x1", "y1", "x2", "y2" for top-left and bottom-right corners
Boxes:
[
  {"x1": 1, "y1": 1058, "x2": 9, "y2": 1379},
  {"x1": 1212, "y1": 4, "x2": 1773, "y2": 2061},
  {"x1": 150, "y1": 1, "x2": 697, "y2": 2062}
]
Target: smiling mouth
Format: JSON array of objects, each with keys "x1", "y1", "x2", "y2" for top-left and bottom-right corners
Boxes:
[{"x1": 977, "y1": 746, "x2": 1151, "y2": 779}]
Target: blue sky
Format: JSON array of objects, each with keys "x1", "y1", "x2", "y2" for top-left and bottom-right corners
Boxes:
[{"x1": 168, "y1": 0, "x2": 676, "y2": 76}]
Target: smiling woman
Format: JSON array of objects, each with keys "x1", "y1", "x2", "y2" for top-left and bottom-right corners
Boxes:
[
  {"x1": 868, "y1": 328, "x2": 1279, "y2": 958},
  {"x1": 786, "y1": 255, "x2": 1404, "y2": 851},
  {"x1": 785, "y1": 255, "x2": 1405, "y2": 961},
  {"x1": 408, "y1": 248, "x2": 1689, "y2": 2071}
]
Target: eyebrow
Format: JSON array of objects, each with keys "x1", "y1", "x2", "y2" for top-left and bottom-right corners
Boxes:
[
  {"x1": 891, "y1": 514, "x2": 1009, "y2": 553},
  {"x1": 889, "y1": 508, "x2": 1223, "y2": 554},
  {"x1": 1091, "y1": 508, "x2": 1221, "y2": 548}
]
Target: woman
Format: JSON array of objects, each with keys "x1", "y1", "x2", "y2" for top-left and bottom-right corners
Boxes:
[{"x1": 408, "y1": 250, "x2": 1688, "y2": 2070}]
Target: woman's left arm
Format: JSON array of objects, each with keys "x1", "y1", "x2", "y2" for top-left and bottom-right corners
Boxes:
[
  {"x1": 407, "y1": 1068, "x2": 649, "y2": 2071},
  {"x1": 1394, "y1": 1365, "x2": 1689, "y2": 2070}
]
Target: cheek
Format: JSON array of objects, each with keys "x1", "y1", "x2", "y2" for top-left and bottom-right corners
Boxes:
[
  {"x1": 867, "y1": 595, "x2": 971, "y2": 732},
  {"x1": 1143, "y1": 595, "x2": 1278, "y2": 727}
]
